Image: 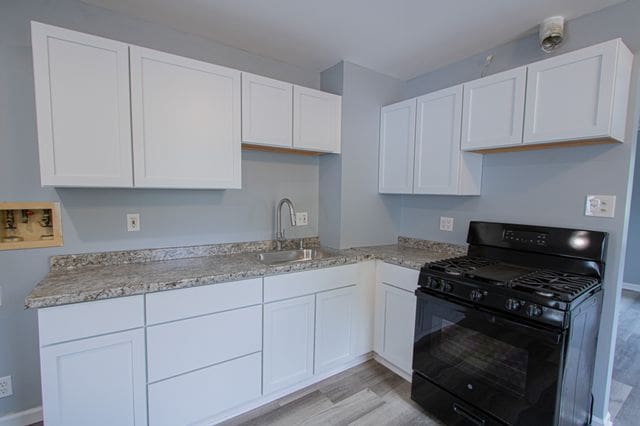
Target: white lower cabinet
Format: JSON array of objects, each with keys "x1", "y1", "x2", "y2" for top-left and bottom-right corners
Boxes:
[
  {"x1": 263, "y1": 294, "x2": 316, "y2": 394},
  {"x1": 148, "y1": 352, "x2": 262, "y2": 426},
  {"x1": 374, "y1": 264, "x2": 419, "y2": 376},
  {"x1": 315, "y1": 286, "x2": 355, "y2": 374},
  {"x1": 40, "y1": 329, "x2": 147, "y2": 426}
]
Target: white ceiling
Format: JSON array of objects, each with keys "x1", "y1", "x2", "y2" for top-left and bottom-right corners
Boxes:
[{"x1": 81, "y1": 0, "x2": 626, "y2": 80}]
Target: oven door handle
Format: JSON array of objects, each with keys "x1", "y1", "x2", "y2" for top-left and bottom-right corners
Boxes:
[
  {"x1": 453, "y1": 403, "x2": 486, "y2": 425},
  {"x1": 416, "y1": 288, "x2": 564, "y2": 344}
]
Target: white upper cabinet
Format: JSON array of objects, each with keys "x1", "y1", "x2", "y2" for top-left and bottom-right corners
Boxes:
[
  {"x1": 31, "y1": 22, "x2": 133, "y2": 187},
  {"x1": 379, "y1": 99, "x2": 417, "y2": 194},
  {"x1": 130, "y1": 46, "x2": 241, "y2": 189},
  {"x1": 524, "y1": 39, "x2": 633, "y2": 145},
  {"x1": 414, "y1": 86, "x2": 482, "y2": 195},
  {"x1": 293, "y1": 85, "x2": 342, "y2": 153},
  {"x1": 461, "y1": 67, "x2": 527, "y2": 150},
  {"x1": 242, "y1": 73, "x2": 293, "y2": 148}
]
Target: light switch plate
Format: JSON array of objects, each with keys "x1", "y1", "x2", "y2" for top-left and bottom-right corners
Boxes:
[
  {"x1": 127, "y1": 213, "x2": 141, "y2": 232},
  {"x1": 440, "y1": 217, "x2": 454, "y2": 232},
  {"x1": 585, "y1": 195, "x2": 616, "y2": 218},
  {"x1": 295, "y1": 212, "x2": 308, "y2": 226}
]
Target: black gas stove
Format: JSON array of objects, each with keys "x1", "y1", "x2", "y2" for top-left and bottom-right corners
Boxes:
[{"x1": 411, "y1": 221, "x2": 607, "y2": 426}]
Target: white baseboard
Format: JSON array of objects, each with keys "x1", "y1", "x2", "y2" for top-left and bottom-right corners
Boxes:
[
  {"x1": 592, "y1": 411, "x2": 612, "y2": 426},
  {"x1": 0, "y1": 407, "x2": 42, "y2": 426},
  {"x1": 372, "y1": 353, "x2": 412, "y2": 382},
  {"x1": 200, "y1": 353, "x2": 373, "y2": 425},
  {"x1": 623, "y1": 282, "x2": 640, "y2": 292}
]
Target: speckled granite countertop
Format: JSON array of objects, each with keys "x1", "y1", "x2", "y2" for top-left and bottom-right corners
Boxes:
[{"x1": 26, "y1": 236, "x2": 466, "y2": 309}]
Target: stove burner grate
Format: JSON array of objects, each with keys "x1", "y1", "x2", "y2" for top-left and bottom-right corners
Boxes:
[
  {"x1": 426, "y1": 256, "x2": 498, "y2": 276},
  {"x1": 508, "y1": 270, "x2": 599, "y2": 301}
]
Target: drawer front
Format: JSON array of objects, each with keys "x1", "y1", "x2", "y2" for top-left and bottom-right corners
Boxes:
[
  {"x1": 148, "y1": 352, "x2": 262, "y2": 426},
  {"x1": 147, "y1": 305, "x2": 262, "y2": 382},
  {"x1": 146, "y1": 278, "x2": 262, "y2": 325},
  {"x1": 38, "y1": 296, "x2": 144, "y2": 346},
  {"x1": 379, "y1": 262, "x2": 419, "y2": 293},
  {"x1": 264, "y1": 263, "x2": 359, "y2": 303}
]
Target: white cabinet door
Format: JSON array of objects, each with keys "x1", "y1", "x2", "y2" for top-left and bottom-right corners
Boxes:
[
  {"x1": 40, "y1": 329, "x2": 147, "y2": 426},
  {"x1": 242, "y1": 73, "x2": 293, "y2": 148},
  {"x1": 148, "y1": 352, "x2": 262, "y2": 426},
  {"x1": 461, "y1": 67, "x2": 526, "y2": 150},
  {"x1": 293, "y1": 85, "x2": 341, "y2": 153},
  {"x1": 379, "y1": 99, "x2": 416, "y2": 194},
  {"x1": 130, "y1": 46, "x2": 241, "y2": 188},
  {"x1": 263, "y1": 295, "x2": 315, "y2": 394},
  {"x1": 31, "y1": 22, "x2": 133, "y2": 187},
  {"x1": 413, "y1": 86, "x2": 464, "y2": 194},
  {"x1": 524, "y1": 39, "x2": 632, "y2": 145},
  {"x1": 375, "y1": 283, "x2": 417, "y2": 375},
  {"x1": 315, "y1": 286, "x2": 354, "y2": 374}
]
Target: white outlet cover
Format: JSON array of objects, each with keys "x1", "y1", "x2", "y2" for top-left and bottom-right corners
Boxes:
[
  {"x1": 295, "y1": 212, "x2": 308, "y2": 226},
  {"x1": 0, "y1": 375, "x2": 12, "y2": 398},
  {"x1": 585, "y1": 195, "x2": 616, "y2": 218},
  {"x1": 440, "y1": 216, "x2": 454, "y2": 232},
  {"x1": 127, "y1": 213, "x2": 141, "y2": 232}
]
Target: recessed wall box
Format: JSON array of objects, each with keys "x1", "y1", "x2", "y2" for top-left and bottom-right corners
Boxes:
[{"x1": 0, "y1": 202, "x2": 63, "y2": 250}]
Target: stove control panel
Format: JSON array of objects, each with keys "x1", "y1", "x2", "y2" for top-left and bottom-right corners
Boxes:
[{"x1": 503, "y1": 229, "x2": 548, "y2": 246}]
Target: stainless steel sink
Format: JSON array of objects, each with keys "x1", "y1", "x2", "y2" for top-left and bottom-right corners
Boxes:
[{"x1": 256, "y1": 248, "x2": 332, "y2": 265}]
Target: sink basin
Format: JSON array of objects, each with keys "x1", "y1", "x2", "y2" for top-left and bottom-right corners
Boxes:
[{"x1": 256, "y1": 248, "x2": 332, "y2": 265}]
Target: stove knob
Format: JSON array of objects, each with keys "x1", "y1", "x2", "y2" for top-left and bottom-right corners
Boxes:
[
  {"x1": 526, "y1": 304, "x2": 543, "y2": 317},
  {"x1": 429, "y1": 277, "x2": 441, "y2": 290},
  {"x1": 442, "y1": 282, "x2": 453, "y2": 292},
  {"x1": 505, "y1": 299, "x2": 521, "y2": 311},
  {"x1": 469, "y1": 289, "x2": 484, "y2": 301}
]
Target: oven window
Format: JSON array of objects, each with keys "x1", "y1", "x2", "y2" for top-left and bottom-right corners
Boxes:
[{"x1": 431, "y1": 318, "x2": 529, "y2": 397}]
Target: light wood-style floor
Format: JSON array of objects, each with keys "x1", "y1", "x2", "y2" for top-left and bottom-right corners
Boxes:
[
  {"x1": 609, "y1": 289, "x2": 640, "y2": 425},
  {"x1": 221, "y1": 360, "x2": 442, "y2": 425}
]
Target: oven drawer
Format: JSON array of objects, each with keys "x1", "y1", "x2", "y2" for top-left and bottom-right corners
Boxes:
[{"x1": 412, "y1": 373, "x2": 505, "y2": 425}]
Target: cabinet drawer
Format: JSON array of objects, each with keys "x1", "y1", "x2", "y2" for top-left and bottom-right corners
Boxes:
[
  {"x1": 147, "y1": 305, "x2": 262, "y2": 382},
  {"x1": 148, "y1": 352, "x2": 262, "y2": 426},
  {"x1": 38, "y1": 296, "x2": 144, "y2": 346},
  {"x1": 146, "y1": 278, "x2": 262, "y2": 325},
  {"x1": 264, "y1": 264, "x2": 359, "y2": 303},
  {"x1": 379, "y1": 263, "x2": 419, "y2": 293}
]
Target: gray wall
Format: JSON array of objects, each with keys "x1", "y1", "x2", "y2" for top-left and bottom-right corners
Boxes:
[
  {"x1": 624, "y1": 131, "x2": 640, "y2": 284},
  {"x1": 0, "y1": 0, "x2": 321, "y2": 417},
  {"x1": 399, "y1": 0, "x2": 640, "y2": 420},
  {"x1": 319, "y1": 61, "x2": 404, "y2": 249}
]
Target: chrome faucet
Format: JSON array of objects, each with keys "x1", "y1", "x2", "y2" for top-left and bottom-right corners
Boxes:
[{"x1": 276, "y1": 198, "x2": 297, "y2": 250}]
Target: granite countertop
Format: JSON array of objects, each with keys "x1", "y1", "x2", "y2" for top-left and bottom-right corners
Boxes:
[{"x1": 25, "y1": 236, "x2": 466, "y2": 309}]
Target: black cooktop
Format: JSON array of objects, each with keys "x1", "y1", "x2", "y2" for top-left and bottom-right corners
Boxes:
[{"x1": 425, "y1": 255, "x2": 600, "y2": 302}]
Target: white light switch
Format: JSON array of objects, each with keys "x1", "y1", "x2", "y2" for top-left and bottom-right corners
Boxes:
[
  {"x1": 295, "y1": 212, "x2": 308, "y2": 226},
  {"x1": 127, "y1": 213, "x2": 141, "y2": 232},
  {"x1": 585, "y1": 195, "x2": 616, "y2": 218},
  {"x1": 440, "y1": 217, "x2": 454, "y2": 232}
]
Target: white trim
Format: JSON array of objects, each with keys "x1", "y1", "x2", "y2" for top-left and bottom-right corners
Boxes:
[
  {"x1": 592, "y1": 411, "x2": 612, "y2": 426},
  {"x1": 373, "y1": 353, "x2": 412, "y2": 382},
  {"x1": 0, "y1": 406, "x2": 43, "y2": 426},
  {"x1": 622, "y1": 282, "x2": 640, "y2": 292},
  {"x1": 196, "y1": 353, "x2": 372, "y2": 425}
]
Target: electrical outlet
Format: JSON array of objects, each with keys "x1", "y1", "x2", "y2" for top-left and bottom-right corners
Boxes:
[
  {"x1": 0, "y1": 376, "x2": 12, "y2": 399},
  {"x1": 126, "y1": 213, "x2": 141, "y2": 232},
  {"x1": 295, "y1": 212, "x2": 308, "y2": 226},
  {"x1": 440, "y1": 217, "x2": 454, "y2": 232},
  {"x1": 585, "y1": 195, "x2": 616, "y2": 218}
]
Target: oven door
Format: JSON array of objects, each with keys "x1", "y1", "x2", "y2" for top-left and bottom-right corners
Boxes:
[{"x1": 413, "y1": 289, "x2": 565, "y2": 425}]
